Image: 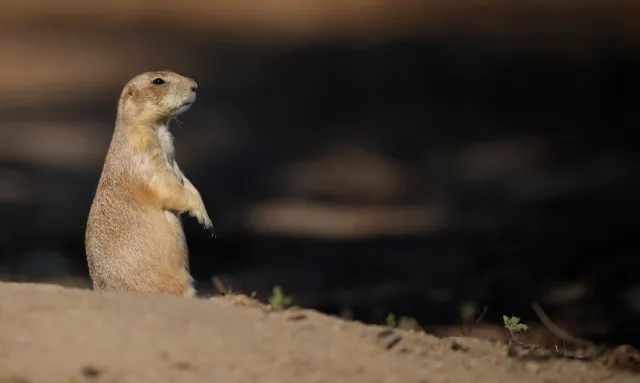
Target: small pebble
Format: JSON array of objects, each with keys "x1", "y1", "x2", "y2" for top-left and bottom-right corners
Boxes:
[
  {"x1": 80, "y1": 366, "x2": 102, "y2": 378},
  {"x1": 377, "y1": 329, "x2": 403, "y2": 350},
  {"x1": 288, "y1": 313, "x2": 307, "y2": 321},
  {"x1": 450, "y1": 341, "x2": 469, "y2": 352}
]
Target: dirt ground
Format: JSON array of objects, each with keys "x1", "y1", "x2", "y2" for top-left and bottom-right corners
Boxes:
[{"x1": 0, "y1": 282, "x2": 637, "y2": 383}]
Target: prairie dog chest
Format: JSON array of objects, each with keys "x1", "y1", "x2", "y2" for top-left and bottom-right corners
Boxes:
[
  {"x1": 156, "y1": 125, "x2": 184, "y2": 186},
  {"x1": 156, "y1": 125, "x2": 176, "y2": 169}
]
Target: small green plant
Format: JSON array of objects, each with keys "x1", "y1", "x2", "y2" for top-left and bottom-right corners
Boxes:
[
  {"x1": 460, "y1": 302, "x2": 478, "y2": 321},
  {"x1": 212, "y1": 276, "x2": 234, "y2": 296},
  {"x1": 503, "y1": 315, "x2": 538, "y2": 350},
  {"x1": 459, "y1": 302, "x2": 487, "y2": 335},
  {"x1": 386, "y1": 312, "x2": 397, "y2": 328},
  {"x1": 397, "y1": 316, "x2": 422, "y2": 331},
  {"x1": 521, "y1": 343, "x2": 539, "y2": 350},
  {"x1": 385, "y1": 312, "x2": 422, "y2": 331},
  {"x1": 340, "y1": 307, "x2": 354, "y2": 320},
  {"x1": 268, "y1": 285, "x2": 293, "y2": 310}
]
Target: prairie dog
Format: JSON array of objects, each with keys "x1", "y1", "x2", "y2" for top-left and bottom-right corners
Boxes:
[{"x1": 85, "y1": 71, "x2": 214, "y2": 297}]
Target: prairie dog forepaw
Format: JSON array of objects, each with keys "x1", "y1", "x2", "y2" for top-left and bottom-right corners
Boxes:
[
  {"x1": 196, "y1": 210, "x2": 213, "y2": 230},
  {"x1": 200, "y1": 213, "x2": 216, "y2": 238},
  {"x1": 204, "y1": 219, "x2": 216, "y2": 239}
]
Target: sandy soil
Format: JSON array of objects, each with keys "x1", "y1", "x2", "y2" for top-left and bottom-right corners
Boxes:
[{"x1": 0, "y1": 282, "x2": 636, "y2": 383}]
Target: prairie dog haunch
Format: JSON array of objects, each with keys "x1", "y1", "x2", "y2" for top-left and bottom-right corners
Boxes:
[{"x1": 85, "y1": 71, "x2": 214, "y2": 297}]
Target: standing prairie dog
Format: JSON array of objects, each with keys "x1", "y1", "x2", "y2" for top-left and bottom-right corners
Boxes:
[{"x1": 85, "y1": 71, "x2": 214, "y2": 297}]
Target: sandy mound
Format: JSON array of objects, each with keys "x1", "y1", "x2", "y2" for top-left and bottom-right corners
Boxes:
[{"x1": 0, "y1": 282, "x2": 636, "y2": 383}]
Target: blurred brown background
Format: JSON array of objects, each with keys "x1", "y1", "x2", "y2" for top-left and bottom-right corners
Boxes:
[{"x1": 1, "y1": 1, "x2": 639, "y2": 346}]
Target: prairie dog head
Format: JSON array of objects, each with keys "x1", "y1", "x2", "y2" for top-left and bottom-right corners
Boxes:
[{"x1": 117, "y1": 71, "x2": 198, "y2": 124}]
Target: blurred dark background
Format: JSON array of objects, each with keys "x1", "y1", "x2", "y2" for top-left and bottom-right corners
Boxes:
[{"x1": 0, "y1": 1, "x2": 638, "y2": 347}]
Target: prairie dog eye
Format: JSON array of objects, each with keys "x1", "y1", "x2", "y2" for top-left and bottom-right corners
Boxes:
[{"x1": 152, "y1": 78, "x2": 165, "y2": 85}]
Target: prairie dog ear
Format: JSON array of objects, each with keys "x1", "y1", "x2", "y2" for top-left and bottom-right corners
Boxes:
[
  {"x1": 124, "y1": 84, "x2": 137, "y2": 101},
  {"x1": 118, "y1": 84, "x2": 140, "y2": 116},
  {"x1": 120, "y1": 84, "x2": 139, "y2": 106}
]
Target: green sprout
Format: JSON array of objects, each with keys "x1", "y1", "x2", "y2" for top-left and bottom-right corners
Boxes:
[
  {"x1": 268, "y1": 285, "x2": 293, "y2": 310},
  {"x1": 503, "y1": 315, "x2": 538, "y2": 350}
]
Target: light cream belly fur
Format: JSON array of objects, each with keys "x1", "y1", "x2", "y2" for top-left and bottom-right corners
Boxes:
[{"x1": 87, "y1": 198, "x2": 194, "y2": 296}]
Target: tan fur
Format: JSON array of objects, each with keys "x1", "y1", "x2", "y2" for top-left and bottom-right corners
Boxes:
[{"x1": 85, "y1": 71, "x2": 213, "y2": 297}]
